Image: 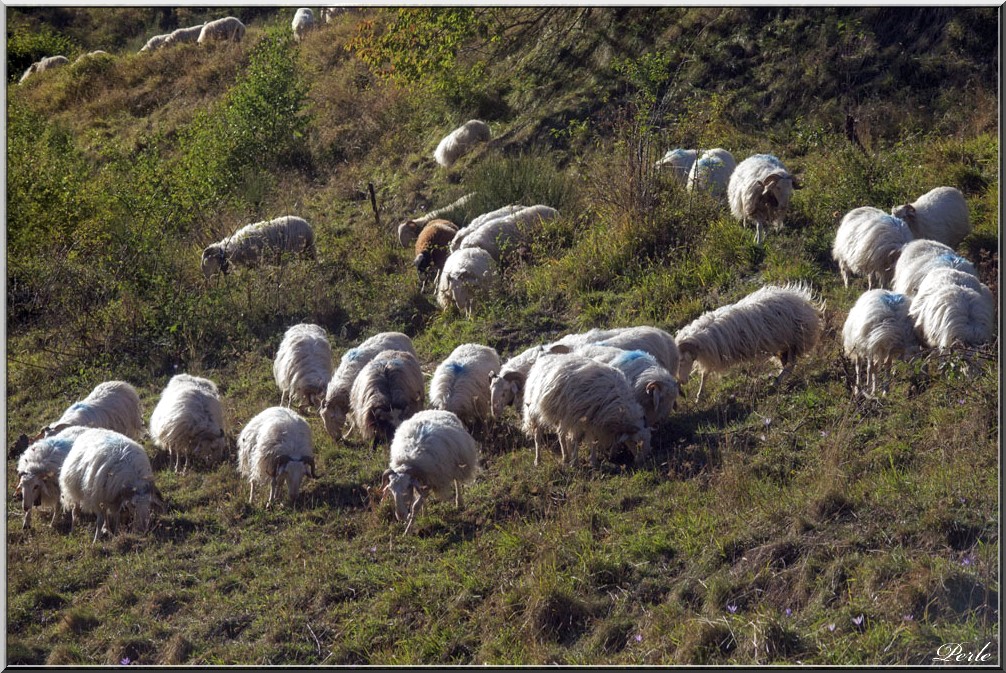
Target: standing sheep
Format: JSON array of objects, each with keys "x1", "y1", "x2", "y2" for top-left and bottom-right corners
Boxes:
[
  {"x1": 201, "y1": 216, "x2": 315, "y2": 278},
  {"x1": 908, "y1": 272, "x2": 995, "y2": 349},
  {"x1": 434, "y1": 120, "x2": 491, "y2": 168},
  {"x1": 320, "y1": 332, "x2": 416, "y2": 441},
  {"x1": 489, "y1": 343, "x2": 570, "y2": 419},
  {"x1": 457, "y1": 205, "x2": 559, "y2": 263},
  {"x1": 891, "y1": 239, "x2": 978, "y2": 297},
  {"x1": 449, "y1": 204, "x2": 527, "y2": 252},
  {"x1": 149, "y1": 374, "x2": 227, "y2": 473},
  {"x1": 238, "y1": 407, "x2": 317, "y2": 507},
  {"x1": 832, "y1": 207, "x2": 914, "y2": 289},
  {"x1": 551, "y1": 325, "x2": 681, "y2": 376},
  {"x1": 429, "y1": 343, "x2": 502, "y2": 428},
  {"x1": 574, "y1": 345, "x2": 680, "y2": 428},
  {"x1": 273, "y1": 323, "x2": 334, "y2": 411},
  {"x1": 687, "y1": 148, "x2": 737, "y2": 198},
  {"x1": 163, "y1": 24, "x2": 205, "y2": 47},
  {"x1": 675, "y1": 284, "x2": 824, "y2": 401},
  {"x1": 292, "y1": 8, "x2": 315, "y2": 42},
  {"x1": 59, "y1": 428, "x2": 165, "y2": 543},
  {"x1": 397, "y1": 192, "x2": 477, "y2": 248},
  {"x1": 198, "y1": 16, "x2": 246, "y2": 43},
  {"x1": 381, "y1": 409, "x2": 480, "y2": 534},
  {"x1": 15, "y1": 426, "x2": 89, "y2": 530},
  {"x1": 891, "y1": 186, "x2": 971, "y2": 248},
  {"x1": 349, "y1": 350, "x2": 425, "y2": 451},
  {"x1": 436, "y1": 247, "x2": 497, "y2": 317},
  {"x1": 139, "y1": 34, "x2": 170, "y2": 52},
  {"x1": 727, "y1": 153, "x2": 802, "y2": 244},
  {"x1": 413, "y1": 219, "x2": 459, "y2": 292},
  {"x1": 656, "y1": 148, "x2": 698, "y2": 184},
  {"x1": 39, "y1": 380, "x2": 144, "y2": 441},
  {"x1": 19, "y1": 55, "x2": 69, "y2": 83},
  {"x1": 842, "y1": 290, "x2": 920, "y2": 397}
]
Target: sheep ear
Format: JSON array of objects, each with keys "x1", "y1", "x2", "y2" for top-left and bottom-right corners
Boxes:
[
  {"x1": 380, "y1": 468, "x2": 394, "y2": 493},
  {"x1": 546, "y1": 344, "x2": 571, "y2": 355},
  {"x1": 501, "y1": 370, "x2": 523, "y2": 383}
]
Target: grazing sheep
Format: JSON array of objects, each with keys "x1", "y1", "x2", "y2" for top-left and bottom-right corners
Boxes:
[
  {"x1": 15, "y1": 426, "x2": 89, "y2": 530},
  {"x1": 198, "y1": 16, "x2": 246, "y2": 44},
  {"x1": 397, "y1": 192, "x2": 476, "y2": 248},
  {"x1": 163, "y1": 24, "x2": 205, "y2": 47},
  {"x1": 19, "y1": 55, "x2": 69, "y2": 83},
  {"x1": 292, "y1": 8, "x2": 315, "y2": 41},
  {"x1": 434, "y1": 119, "x2": 491, "y2": 168},
  {"x1": 457, "y1": 205, "x2": 559, "y2": 262},
  {"x1": 675, "y1": 284, "x2": 824, "y2": 400},
  {"x1": 908, "y1": 272, "x2": 995, "y2": 349},
  {"x1": 891, "y1": 186, "x2": 971, "y2": 248},
  {"x1": 59, "y1": 428, "x2": 164, "y2": 543},
  {"x1": 489, "y1": 343, "x2": 571, "y2": 419},
  {"x1": 522, "y1": 353, "x2": 651, "y2": 468},
  {"x1": 201, "y1": 215, "x2": 315, "y2": 278},
  {"x1": 551, "y1": 325, "x2": 681, "y2": 376},
  {"x1": 449, "y1": 204, "x2": 527, "y2": 252},
  {"x1": 273, "y1": 323, "x2": 334, "y2": 410},
  {"x1": 73, "y1": 50, "x2": 111, "y2": 64},
  {"x1": 140, "y1": 34, "x2": 170, "y2": 52},
  {"x1": 39, "y1": 381, "x2": 144, "y2": 441},
  {"x1": 842, "y1": 290, "x2": 920, "y2": 396},
  {"x1": 436, "y1": 247, "x2": 497, "y2": 317},
  {"x1": 686, "y1": 148, "x2": 737, "y2": 198},
  {"x1": 320, "y1": 332, "x2": 416, "y2": 441},
  {"x1": 350, "y1": 350, "x2": 425, "y2": 451},
  {"x1": 574, "y1": 345, "x2": 680, "y2": 428},
  {"x1": 238, "y1": 407, "x2": 317, "y2": 507},
  {"x1": 727, "y1": 153, "x2": 802, "y2": 244},
  {"x1": 832, "y1": 207, "x2": 914, "y2": 289},
  {"x1": 413, "y1": 219, "x2": 459, "y2": 292},
  {"x1": 149, "y1": 374, "x2": 227, "y2": 473},
  {"x1": 429, "y1": 343, "x2": 502, "y2": 428},
  {"x1": 891, "y1": 239, "x2": 978, "y2": 297},
  {"x1": 656, "y1": 148, "x2": 698, "y2": 184},
  {"x1": 381, "y1": 409, "x2": 479, "y2": 534}
]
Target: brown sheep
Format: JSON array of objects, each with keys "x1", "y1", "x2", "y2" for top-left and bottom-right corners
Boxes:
[{"x1": 414, "y1": 219, "x2": 459, "y2": 291}]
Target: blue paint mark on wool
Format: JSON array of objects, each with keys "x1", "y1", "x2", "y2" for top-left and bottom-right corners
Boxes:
[
  {"x1": 49, "y1": 437, "x2": 75, "y2": 453},
  {"x1": 69, "y1": 402, "x2": 90, "y2": 412},
  {"x1": 697, "y1": 157, "x2": 723, "y2": 169},
  {"x1": 344, "y1": 348, "x2": 361, "y2": 361},
  {"x1": 447, "y1": 362, "x2": 466, "y2": 376},
  {"x1": 615, "y1": 350, "x2": 649, "y2": 366},
  {"x1": 881, "y1": 292, "x2": 906, "y2": 307},
  {"x1": 937, "y1": 252, "x2": 964, "y2": 266}
]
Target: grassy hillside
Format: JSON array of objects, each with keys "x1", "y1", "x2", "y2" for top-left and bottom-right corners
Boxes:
[{"x1": 6, "y1": 7, "x2": 999, "y2": 666}]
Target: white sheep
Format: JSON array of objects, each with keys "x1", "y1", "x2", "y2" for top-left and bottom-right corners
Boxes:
[
  {"x1": 573, "y1": 345, "x2": 680, "y2": 428},
  {"x1": 39, "y1": 380, "x2": 145, "y2": 441},
  {"x1": 675, "y1": 284, "x2": 824, "y2": 400},
  {"x1": 655, "y1": 148, "x2": 698, "y2": 184},
  {"x1": 59, "y1": 428, "x2": 165, "y2": 543},
  {"x1": 292, "y1": 8, "x2": 315, "y2": 42},
  {"x1": 19, "y1": 55, "x2": 69, "y2": 83},
  {"x1": 727, "y1": 153, "x2": 802, "y2": 244},
  {"x1": 436, "y1": 247, "x2": 497, "y2": 317},
  {"x1": 686, "y1": 148, "x2": 737, "y2": 198},
  {"x1": 381, "y1": 409, "x2": 479, "y2": 534},
  {"x1": 201, "y1": 215, "x2": 315, "y2": 278},
  {"x1": 397, "y1": 192, "x2": 476, "y2": 248},
  {"x1": 842, "y1": 290, "x2": 920, "y2": 397},
  {"x1": 908, "y1": 272, "x2": 995, "y2": 349},
  {"x1": 238, "y1": 407, "x2": 317, "y2": 507},
  {"x1": 162, "y1": 24, "x2": 205, "y2": 47},
  {"x1": 149, "y1": 374, "x2": 227, "y2": 473},
  {"x1": 551, "y1": 325, "x2": 681, "y2": 376},
  {"x1": 457, "y1": 205, "x2": 559, "y2": 262},
  {"x1": 449, "y1": 204, "x2": 527, "y2": 252},
  {"x1": 320, "y1": 332, "x2": 416, "y2": 441},
  {"x1": 273, "y1": 323, "x2": 334, "y2": 410},
  {"x1": 429, "y1": 343, "x2": 502, "y2": 428},
  {"x1": 434, "y1": 119, "x2": 491, "y2": 168},
  {"x1": 489, "y1": 343, "x2": 571, "y2": 419},
  {"x1": 349, "y1": 349, "x2": 425, "y2": 451},
  {"x1": 522, "y1": 353, "x2": 651, "y2": 468},
  {"x1": 15, "y1": 426, "x2": 89, "y2": 530},
  {"x1": 891, "y1": 186, "x2": 971, "y2": 248},
  {"x1": 413, "y1": 219, "x2": 459, "y2": 292},
  {"x1": 891, "y1": 239, "x2": 978, "y2": 297},
  {"x1": 73, "y1": 50, "x2": 111, "y2": 65},
  {"x1": 832, "y1": 207, "x2": 914, "y2": 289},
  {"x1": 198, "y1": 16, "x2": 247, "y2": 44}
]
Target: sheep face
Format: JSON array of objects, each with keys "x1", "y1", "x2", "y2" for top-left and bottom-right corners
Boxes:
[
  {"x1": 489, "y1": 371, "x2": 521, "y2": 418},
  {"x1": 382, "y1": 470, "x2": 416, "y2": 522},
  {"x1": 320, "y1": 400, "x2": 347, "y2": 439},
  {"x1": 677, "y1": 350, "x2": 696, "y2": 384},
  {"x1": 890, "y1": 203, "x2": 916, "y2": 225},
  {"x1": 16, "y1": 473, "x2": 51, "y2": 519},
  {"x1": 277, "y1": 459, "x2": 311, "y2": 504},
  {"x1": 618, "y1": 427, "x2": 652, "y2": 466},
  {"x1": 397, "y1": 221, "x2": 421, "y2": 248},
  {"x1": 201, "y1": 245, "x2": 228, "y2": 278},
  {"x1": 195, "y1": 429, "x2": 228, "y2": 466},
  {"x1": 760, "y1": 173, "x2": 796, "y2": 225},
  {"x1": 117, "y1": 481, "x2": 163, "y2": 535}
]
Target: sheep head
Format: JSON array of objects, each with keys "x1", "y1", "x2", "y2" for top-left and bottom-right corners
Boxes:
[
  {"x1": 200, "y1": 245, "x2": 229, "y2": 278},
  {"x1": 489, "y1": 370, "x2": 524, "y2": 418},
  {"x1": 676, "y1": 347, "x2": 696, "y2": 384},
  {"x1": 117, "y1": 480, "x2": 158, "y2": 535},
  {"x1": 381, "y1": 468, "x2": 416, "y2": 522},
  {"x1": 320, "y1": 397, "x2": 348, "y2": 440},
  {"x1": 397, "y1": 220, "x2": 422, "y2": 248},
  {"x1": 891, "y1": 203, "x2": 916, "y2": 225},
  {"x1": 761, "y1": 173, "x2": 796, "y2": 222},
  {"x1": 275, "y1": 455, "x2": 312, "y2": 504}
]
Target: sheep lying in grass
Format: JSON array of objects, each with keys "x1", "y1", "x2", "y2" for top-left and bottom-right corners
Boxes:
[
  {"x1": 675, "y1": 284, "x2": 824, "y2": 401},
  {"x1": 198, "y1": 16, "x2": 246, "y2": 43},
  {"x1": 350, "y1": 350, "x2": 425, "y2": 451},
  {"x1": 39, "y1": 381, "x2": 144, "y2": 441},
  {"x1": 434, "y1": 120, "x2": 491, "y2": 168},
  {"x1": 522, "y1": 353, "x2": 651, "y2": 468},
  {"x1": 891, "y1": 186, "x2": 971, "y2": 248},
  {"x1": 429, "y1": 343, "x2": 502, "y2": 428},
  {"x1": 321, "y1": 332, "x2": 416, "y2": 441},
  {"x1": 842, "y1": 290, "x2": 920, "y2": 397},
  {"x1": 273, "y1": 323, "x2": 334, "y2": 411},
  {"x1": 436, "y1": 247, "x2": 497, "y2": 317},
  {"x1": 15, "y1": 426, "x2": 89, "y2": 530},
  {"x1": 457, "y1": 205, "x2": 559, "y2": 262},
  {"x1": 397, "y1": 192, "x2": 476, "y2": 248},
  {"x1": 727, "y1": 153, "x2": 802, "y2": 244},
  {"x1": 687, "y1": 148, "x2": 736, "y2": 198},
  {"x1": 413, "y1": 219, "x2": 459, "y2": 292},
  {"x1": 149, "y1": 374, "x2": 227, "y2": 473},
  {"x1": 292, "y1": 8, "x2": 315, "y2": 41},
  {"x1": 19, "y1": 55, "x2": 69, "y2": 83},
  {"x1": 238, "y1": 407, "x2": 317, "y2": 507},
  {"x1": 449, "y1": 204, "x2": 527, "y2": 252},
  {"x1": 655, "y1": 148, "x2": 698, "y2": 184},
  {"x1": 891, "y1": 239, "x2": 978, "y2": 298},
  {"x1": 201, "y1": 216, "x2": 315, "y2": 278},
  {"x1": 832, "y1": 207, "x2": 914, "y2": 289},
  {"x1": 381, "y1": 409, "x2": 480, "y2": 534},
  {"x1": 60, "y1": 428, "x2": 165, "y2": 543},
  {"x1": 908, "y1": 270, "x2": 995, "y2": 349},
  {"x1": 574, "y1": 345, "x2": 680, "y2": 428}
]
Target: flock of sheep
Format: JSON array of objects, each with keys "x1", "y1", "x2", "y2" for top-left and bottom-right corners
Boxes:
[{"x1": 12, "y1": 10, "x2": 995, "y2": 546}]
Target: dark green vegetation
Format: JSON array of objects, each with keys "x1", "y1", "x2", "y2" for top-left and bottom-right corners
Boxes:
[{"x1": 7, "y1": 7, "x2": 999, "y2": 666}]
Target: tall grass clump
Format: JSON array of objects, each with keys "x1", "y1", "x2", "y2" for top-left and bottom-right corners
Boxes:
[{"x1": 464, "y1": 151, "x2": 579, "y2": 217}]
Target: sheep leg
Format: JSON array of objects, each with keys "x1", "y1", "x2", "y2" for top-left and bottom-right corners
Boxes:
[
  {"x1": 405, "y1": 491, "x2": 427, "y2": 535},
  {"x1": 69, "y1": 504, "x2": 80, "y2": 533},
  {"x1": 267, "y1": 477, "x2": 277, "y2": 509},
  {"x1": 49, "y1": 507, "x2": 59, "y2": 528},
  {"x1": 454, "y1": 480, "x2": 463, "y2": 509},
  {"x1": 695, "y1": 372, "x2": 707, "y2": 402},
  {"x1": 754, "y1": 222, "x2": 763, "y2": 245},
  {"x1": 533, "y1": 427, "x2": 545, "y2": 466},
  {"x1": 248, "y1": 481, "x2": 255, "y2": 505},
  {"x1": 22, "y1": 508, "x2": 31, "y2": 530},
  {"x1": 93, "y1": 512, "x2": 105, "y2": 544}
]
